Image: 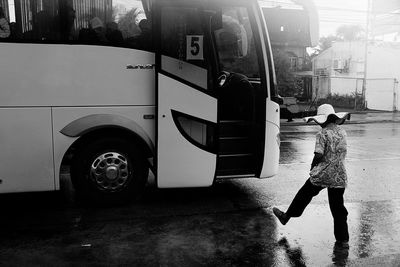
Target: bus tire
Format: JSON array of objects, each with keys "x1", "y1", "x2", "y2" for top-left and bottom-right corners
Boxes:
[{"x1": 71, "y1": 136, "x2": 148, "y2": 204}]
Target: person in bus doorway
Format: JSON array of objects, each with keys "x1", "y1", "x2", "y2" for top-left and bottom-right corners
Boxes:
[
  {"x1": 0, "y1": 7, "x2": 10, "y2": 39},
  {"x1": 272, "y1": 104, "x2": 351, "y2": 248}
]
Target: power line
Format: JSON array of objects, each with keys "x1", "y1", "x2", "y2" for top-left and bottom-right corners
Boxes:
[
  {"x1": 319, "y1": 17, "x2": 366, "y2": 22},
  {"x1": 261, "y1": 1, "x2": 400, "y2": 16},
  {"x1": 317, "y1": 6, "x2": 367, "y2": 13},
  {"x1": 260, "y1": 0, "x2": 368, "y2": 13},
  {"x1": 320, "y1": 20, "x2": 366, "y2": 23}
]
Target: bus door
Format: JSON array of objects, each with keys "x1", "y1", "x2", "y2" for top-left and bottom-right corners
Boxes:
[
  {"x1": 155, "y1": 2, "x2": 218, "y2": 188},
  {"x1": 212, "y1": 3, "x2": 269, "y2": 178},
  {"x1": 155, "y1": 0, "x2": 273, "y2": 186}
]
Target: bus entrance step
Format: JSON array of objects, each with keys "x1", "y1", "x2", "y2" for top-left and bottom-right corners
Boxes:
[
  {"x1": 219, "y1": 136, "x2": 252, "y2": 154},
  {"x1": 219, "y1": 120, "x2": 252, "y2": 138},
  {"x1": 217, "y1": 153, "x2": 255, "y2": 171},
  {"x1": 215, "y1": 169, "x2": 255, "y2": 177}
]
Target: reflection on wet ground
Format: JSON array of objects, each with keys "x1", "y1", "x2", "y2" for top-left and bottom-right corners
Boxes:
[
  {"x1": 273, "y1": 199, "x2": 400, "y2": 266},
  {"x1": 0, "y1": 184, "x2": 285, "y2": 266},
  {"x1": 280, "y1": 123, "x2": 400, "y2": 164},
  {"x1": 332, "y1": 242, "x2": 350, "y2": 266},
  {"x1": 1, "y1": 123, "x2": 400, "y2": 266},
  {"x1": 1, "y1": 178, "x2": 400, "y2": 266},
  {"x1": 276, "y1": 237, "x2": 307, "y2": 267},
  {"x1": 275, "y1": 122, "x2": 400, "y2": 265},
  {"x1": 0, "y1": 209, "x2": 278, "y2": 266}
]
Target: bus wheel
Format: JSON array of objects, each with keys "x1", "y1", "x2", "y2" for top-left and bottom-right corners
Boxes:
[{"x1": 71, "y1": 137, "x2": 148, "y2": 204}]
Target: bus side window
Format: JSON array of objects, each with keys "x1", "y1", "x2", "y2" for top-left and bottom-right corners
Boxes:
[
  {"x1": 160, "y1": 7, "x2": 209, "y2": 90},
  {"x1": 3, "y1": 0, "x2": 153, "y2": 51},
  {"x1": 161, "y1": 7, "x2": 207, "y2": 69}
]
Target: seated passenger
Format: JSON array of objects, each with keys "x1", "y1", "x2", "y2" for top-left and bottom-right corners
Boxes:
[
  {"x1": 79, "y1": 17, "x2": 107, "y2": 44},
  {"x1": 106, "y1": 22, "x2": 124, "y2": 46},
  {"x1": 90, "y1": 17, "x2": 107, "y2": 43},
  {"x1": 59, "y1": 4, "x2": 76, "y2": 41},
  {"x1": 0, "y1": 7, "x2": 10, "y2": 39},
  {"x1": 35, "y1": 5, "x2": 58, "y2": 40}
]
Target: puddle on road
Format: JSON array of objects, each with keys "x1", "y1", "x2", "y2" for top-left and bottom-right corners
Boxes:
[
  {"x1": 1, "y1": 197, "x2": 399, "y2": 266},
  {"x1": 272, "y1": 199, "x2": 400, "y2": 266}
]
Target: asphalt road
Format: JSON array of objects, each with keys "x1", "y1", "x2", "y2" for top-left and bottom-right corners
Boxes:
[{"x1": 0, "y1": 122, "x2": 400, "y2": 266}]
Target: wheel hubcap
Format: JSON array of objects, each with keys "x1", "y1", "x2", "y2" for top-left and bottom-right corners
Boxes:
[
  {"x1": 90, "y1": 152, "x2": 130, "y2": 192},
  {"x1": 106, "y1": 166, "x2": 118, "y2": 180}
]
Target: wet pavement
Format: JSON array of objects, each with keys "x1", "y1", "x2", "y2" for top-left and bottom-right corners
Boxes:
[
  {"x1": 1, "y1": 119, "x2": 400, "y2": 266},
  {"x1": 281, "y1": 110, "x2": 400, "y2": 126}
]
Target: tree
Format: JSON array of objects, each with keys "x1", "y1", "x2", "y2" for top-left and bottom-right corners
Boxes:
[
  {"x1": 117, "y1": 7, "x2": 145, "y2": 38},
  {"x1": 336, "y1": 24, "x2": 364, "y2": 41},
  {"x1": 312, "y1": 24, "x2": 364, "y2": 56},
  {"x1": 319, "y1": 35, "x2": 340, "y2": 51}
]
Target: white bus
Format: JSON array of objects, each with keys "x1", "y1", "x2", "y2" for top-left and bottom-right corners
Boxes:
[{"x1": 0, "y1": 0, "x2": 282, "y2": 203}]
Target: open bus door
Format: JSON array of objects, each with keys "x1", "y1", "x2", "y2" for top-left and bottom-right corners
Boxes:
[
  {"x1": 155, "y1": 1, "x2": 218, "y2": 188},
  {"x1": 155, "y1": 0, "x2": 277, "y2": 188}
]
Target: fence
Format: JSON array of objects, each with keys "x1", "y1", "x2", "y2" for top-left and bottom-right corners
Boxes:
[
  {"x1": 314, "y1": 76, "x2": 398, "y2": 111},
  {"x1": 365, "y1": 78, "x2": 398, "y2": 111}
]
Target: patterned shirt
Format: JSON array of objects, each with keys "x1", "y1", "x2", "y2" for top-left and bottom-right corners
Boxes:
[{"x1": 309, "y1": 123, "x2": 348, "y2": 188}]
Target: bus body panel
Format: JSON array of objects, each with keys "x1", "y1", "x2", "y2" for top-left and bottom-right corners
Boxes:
[
  {"x1": 260, "y1": 100, "x2": 280, "y2": 178},
  {"x1": 0, "y1": 108, "x2": 54, "y2": 193},
  {"x1": 0, "y1": 43, "x2": 155, "y2": 107},
  {"x1": 253, "y1": 2, "x2": 280, "y2": 178},
  {"x1": 52, "y1": 106, "x2": 156, "y2": 190},
  {"x1": 0, "y1": 0, "x2": 283, "y2": 197},
  {"x1": 157, "y1": 74, "x2": 217, "y2": 188}
]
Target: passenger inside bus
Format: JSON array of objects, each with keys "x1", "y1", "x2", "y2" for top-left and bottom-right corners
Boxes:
[
  {"x1": 105, "y1": 22, "x2": 124, "y2": 46},
  {"x1": 79, "y1": 17, "x2": 108, "y2": 44},
  {"x1": 214, "y1": 8, "x2": 259, "y2": 79},
  {"x1": 34, "y1": 1, "x2": 56, "y2": 40},
  {"x1": 0, "y1": 6, "x2": 10, "y2": 39},
  {"x1": 212, "y1": 8, "x2": 258, "y2": 121},
  {"x1": 58, "y1": 3, "x2": 76, "y2": 41}
]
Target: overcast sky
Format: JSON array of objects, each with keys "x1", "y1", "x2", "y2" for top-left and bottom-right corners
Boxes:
[
  {"x1": 260, "y1": 0, "x2": 369, "y2": 37},
  {"x1": 314, "y1": 0, "x2": 368, "y2": 37}
]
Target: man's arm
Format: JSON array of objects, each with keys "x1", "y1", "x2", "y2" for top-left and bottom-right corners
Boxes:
[{"x1": 311, "y1": 152, "x2": 323, "y2": 170}]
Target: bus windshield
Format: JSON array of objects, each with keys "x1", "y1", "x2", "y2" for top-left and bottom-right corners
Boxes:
[{"x1": 213, "y1": 6, "x2": 260, "y2": 79}]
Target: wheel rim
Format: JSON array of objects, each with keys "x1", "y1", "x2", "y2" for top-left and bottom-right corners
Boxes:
[{"x1": 90, "y1": 152, "x2": 131, "y2": 192}]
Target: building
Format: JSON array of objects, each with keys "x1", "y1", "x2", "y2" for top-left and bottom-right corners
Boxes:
[
  {"x1": 312, "y1": 41, "x2": 400, "y2": 111},
  {"x1": 312, "y1": 41, "x2": 365, "y2": 98}
]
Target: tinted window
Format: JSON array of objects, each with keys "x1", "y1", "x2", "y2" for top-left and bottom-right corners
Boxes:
[
  {"x1": 161, "y1": 7, "x2": 208, "y2": 70},
  {"x1": 160, "y1": 6, "x2": 210, "y2": 90},
  {"x1": 0, "y1": 0, "x2": 152, "y2": 50}
]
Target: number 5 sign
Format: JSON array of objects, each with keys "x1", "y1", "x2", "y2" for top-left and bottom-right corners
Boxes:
[{"x1": 186, "y1": 35, "x2": 204, "y2": 60}]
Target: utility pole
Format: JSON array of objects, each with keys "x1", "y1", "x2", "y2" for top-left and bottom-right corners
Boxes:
[{"x1": 361, "y1": 0, "x2": 372, "y2": 109}]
